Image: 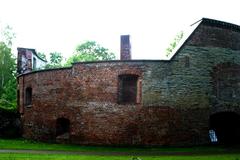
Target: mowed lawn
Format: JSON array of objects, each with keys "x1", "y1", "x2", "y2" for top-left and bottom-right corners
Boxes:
[
  {"x1": 0, "y1": 138, "x2": 240, "y2": 160},
  {"x1": 1, "y1": 153, "x2": 240, "y2": 160},
  {"x1": 0, "y1": 138, "x2": 234, "y2": 153}
]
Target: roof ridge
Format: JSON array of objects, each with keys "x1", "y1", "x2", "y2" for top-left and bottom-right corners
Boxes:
[{"x1": 201, "y1": 18, "x2": 240, "y2": 32}]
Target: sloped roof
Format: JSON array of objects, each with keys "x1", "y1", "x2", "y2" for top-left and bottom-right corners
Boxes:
[
  {"x1": 166, "y1": 18, "x2": 240, "y2": 60},
  {"x1": 200, "y1": 18, "x2": 240, "y2": 32}
]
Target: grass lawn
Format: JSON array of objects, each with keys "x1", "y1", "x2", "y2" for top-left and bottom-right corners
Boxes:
[
  {"x1": 0, "y1": 153, "x2": 240, "y2": 160},
  {"x1": 0, "y1": 138, "x2": 240, "y2": 160},
  {"x1": 0, "y1": 138, "x2": 237, "y2": 153}
]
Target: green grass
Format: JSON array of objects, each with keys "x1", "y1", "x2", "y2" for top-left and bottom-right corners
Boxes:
[
  {"x1": 0, "y1": 153, "x2": 240, "y2": 160},
  {"x1": 0, "y1": 138, "x2": 240, "y2": 160},
  {"x1": 0, "y1": 138, "x2": 235, "y2": 153}
]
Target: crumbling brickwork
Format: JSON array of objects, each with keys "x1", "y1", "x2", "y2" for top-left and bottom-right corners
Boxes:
[{"x1": 18, "y1": 18, "x2": 240, "y2": 146}]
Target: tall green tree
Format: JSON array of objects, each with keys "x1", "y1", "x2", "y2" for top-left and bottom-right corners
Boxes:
[
  {"x1": 45, "y1": 52, "x2": 63, "y2": 69},
  {"x1": 0, "y1": 78, "x2": 16, "y2": 109},
  {"x1": 166, "y1": 31, "x2": 184, "y2": 56},
  {"x1": 0, "y1": 42, "x2": 15, "y2": 93},
  {"x1": 1, "y1": 25, "x2": 15, "y2": 47},
  {"x1": 65, "y1": 41, "x2": 116, "y2": 66},
  {"x1": 0, "y1": 25, "x2": 16, "y2": 109}
]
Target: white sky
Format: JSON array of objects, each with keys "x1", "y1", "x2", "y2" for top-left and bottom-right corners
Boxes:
[{"x1": 0, "y1": 0, "x2": 239, "y2": 60}]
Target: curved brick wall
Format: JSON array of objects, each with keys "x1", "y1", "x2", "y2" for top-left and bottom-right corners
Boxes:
[
  {"x1": 18, "y1": 61, "x2": 210, "y2": 146},
  {"x1": 17, "y1": 18, "x2": 240, "y2": 146}
]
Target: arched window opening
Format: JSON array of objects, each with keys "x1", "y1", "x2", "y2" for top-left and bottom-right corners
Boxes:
[
  {"x1": 212, "y1": 63, "x2": 240, "y2": 101},
  {"x1": 25, "y1": 87, "x2": 32, "y2": 106},
  {"x1": 56, "y1": 118, "x2": 70, "y2": 137},
  {"x1": 118, "y1": 74, "x2": 138, "y2": 104}
]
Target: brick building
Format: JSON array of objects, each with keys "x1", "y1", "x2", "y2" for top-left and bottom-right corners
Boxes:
[
  {"x1": 17, "y1": 18, "x2": 240, "y2": 146},
  {"x1": 17, "y1": 47, "x2": 47, "y2": 74}
]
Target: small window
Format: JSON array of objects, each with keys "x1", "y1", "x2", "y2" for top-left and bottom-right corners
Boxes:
[
  {"x1": 33, "y1": 57, "x2": 36, "y2": 70},
  {"x1": 25, "y1": 87, "x2": 32, "y2": 106},
  {"x1": 118, "y1": 75, "x2": 138, "y2": 104},
  {"x1": 184, "y1": 56, "x2": 190, "y2": 68},
  {"x1": 17, "y1": 90, "x2": 20, "y2": 107}
]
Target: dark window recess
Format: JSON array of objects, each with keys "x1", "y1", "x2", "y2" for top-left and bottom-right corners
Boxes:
[
  {"x1": 118, "y1": 75, "x2": 138, "y2": 104},
  {"x1": 25, "y1": 87, "x2": 32, "y2": 106},
  {"x1": 17, "y1": 90, "x2": 20, "y2": 106},
  {"x1": 215, "y1": 66, "x2": 240, "y2": 101},
  {"x1": 33, "y1": 57, "x2": 37, "y2": 70},
  {"x1": 185, "y1": 56, "x2": 190, "y2": 68},
  {"x1": 56, "y1": 118, "x2": 70, "y2": 136}
]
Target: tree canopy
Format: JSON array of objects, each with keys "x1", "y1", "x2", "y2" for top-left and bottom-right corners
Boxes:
[
  {"x1": 0, "y1": 31, "x2": 116, "y2": 109},
  {"x1": 0, "y1": 25, "x2": 16, "y2": 109},
  {"x1": 37, "y1": 52, "x2": 47, "y2": 61},
  {"x1": 45, "y1": 52, "x2": 63, "y2": 69},
  {"x1": 65, "y1": 41, "x2": 116, "y2": 66}
]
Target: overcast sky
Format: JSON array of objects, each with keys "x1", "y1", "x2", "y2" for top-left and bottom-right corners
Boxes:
[{"x1": 0, "y1": 0, "x2": 239, "y2": 59}]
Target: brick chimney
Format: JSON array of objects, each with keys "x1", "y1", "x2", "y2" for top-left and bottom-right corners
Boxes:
[{"x1": 120, "y1": 35, "x2": 131, "y2": 60}]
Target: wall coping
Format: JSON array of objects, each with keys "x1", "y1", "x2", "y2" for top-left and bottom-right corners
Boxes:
[{"x1": 17, "y1": 60, "x2": 171, "y2": 77}]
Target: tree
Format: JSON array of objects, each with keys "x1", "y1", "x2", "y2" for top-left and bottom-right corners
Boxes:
[
  {"x1": 0, "y1": 42, "x2": 15, "y2": 94},
  {"x1": 37, "y1": 52, "x2": 47, "y2": 61},
  {"x1": 166, "y1": 31, "x2": 184, "y2": 56},
  {"x1": 0, "y1": 78, "x2": 16, "y2": 109},
  {"x1": 0, "y1": 25, "x2": 16, "y2": 109},
  {"x1": 50, "y1": 52, "x2": 63, "y2": 65},
  {"x1": 65, "y1": 41, "x2": 116, "y2": 66},
  {"x1": 45, "y1": 52, "x2": 63, "y2": 69},
  {"x1": 1, "y1": 25, "x2": 15, "y2": 47}
]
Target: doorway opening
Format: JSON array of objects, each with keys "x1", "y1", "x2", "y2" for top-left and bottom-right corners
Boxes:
[
  {"x1": 56, "y1": 118, "x2": 70, "y2": 136},
  {"x1": 209, "y1": 112, "x2": 240, "y2": 145}
]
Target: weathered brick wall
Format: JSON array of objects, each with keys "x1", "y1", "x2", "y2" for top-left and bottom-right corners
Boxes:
[
  {"x1": 18, "y1": 51, "x2": 240, "y2": 146},
  {"x1": 17, "y1": 20, "x2": 240, "y2": 146},
  {"x1": 18, "y1": 61, "x2": 209, "y2": 146},
  {"x1": 187, "y1": 22, "x2": 240, "y2": 50}
]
